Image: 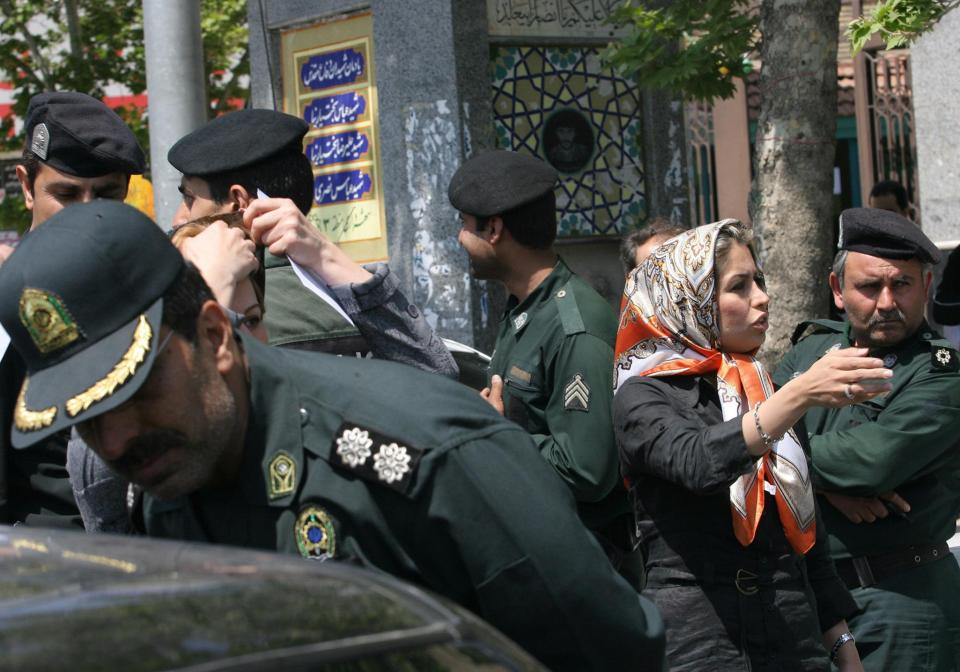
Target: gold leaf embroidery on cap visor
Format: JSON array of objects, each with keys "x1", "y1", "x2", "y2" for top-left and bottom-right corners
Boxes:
[
  {"x1": 66, "y1": 314, "x2": 153, "y2": 418},
  {"x1": 19, "y1": 287, "x2": 81, "y2": 354},
  {"x1": 14, "y1": 379, "x2": 57, "y2": 432}
]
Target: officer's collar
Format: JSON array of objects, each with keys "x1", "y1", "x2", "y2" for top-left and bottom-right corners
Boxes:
[{"x1": 503, "y1": 258, "x2": 572, "y2": 320}]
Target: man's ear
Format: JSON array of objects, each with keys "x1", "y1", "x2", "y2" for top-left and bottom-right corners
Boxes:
[
  {"x1": 228, "y1": 184, "x2": 252, "y2": 210},
  {"x1": 15, "y1": 165, "x2": 34, "y2": 211},
  {"x1": 923, "y1": 269, "x2": 934, "y2": 298},
  {"x1": 197, "y1": 300, "x2": 238, "y2": 375},
  {"x1": 487, "y1": 216, "x2": 505, "y2": 245},
  {"x1": 829, "y1": 272, "x2": 845, "y2": 311}
]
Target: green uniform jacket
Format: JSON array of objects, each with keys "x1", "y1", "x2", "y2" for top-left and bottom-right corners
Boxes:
[
  {"x1": 143, "y1": 337, "x2": 665, "y2": 672},
  {"x1": 774, "y1": 319, "x2": 960, "y2": 560},
  {"x1": 488, "y1": 259, "x2": 623, "y2": 527},
  {"x1": 775, "y1": 320, "x2": 960, "y2": 670},
  {"x1": 264, "y1": 253, "x2": 365, "y2": 352}
]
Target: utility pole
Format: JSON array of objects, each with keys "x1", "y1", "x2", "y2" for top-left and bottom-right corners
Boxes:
[{"x1": 142, "y1": 0, "x2": 207, "y2": 229}]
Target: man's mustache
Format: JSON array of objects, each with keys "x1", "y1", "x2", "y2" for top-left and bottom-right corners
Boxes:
[
  {"x1": 109, "y1": 429, "x2": 186, "y2": 474},
  {"x1": 869, "y1": 308, "x2": 906, "y2": 327}
]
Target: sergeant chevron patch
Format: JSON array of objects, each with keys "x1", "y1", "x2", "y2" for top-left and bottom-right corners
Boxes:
[{"x1": 564, "y1": 373, "x2": 590, "y2": 412}]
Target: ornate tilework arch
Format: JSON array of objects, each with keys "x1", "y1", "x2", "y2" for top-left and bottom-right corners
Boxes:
[{"x1": 491, "y1": 46, "x2": 645, "y2": 237}]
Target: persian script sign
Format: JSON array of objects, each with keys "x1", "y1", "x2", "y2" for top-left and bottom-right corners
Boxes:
[
  {"x1": 282, "y1": 13, "x2": 387, "y2": 261},
  {"x1": 299, "y1": 48, "x2": 367, "y2": 90},
  {"x1": 306, "y1": 130, "x2": 371, "y2": 167},
  {"x1": 304, "y1": 92, "x2": 369, "y2": 129},
  {"x1": 314, "y1": 169, "x2": 373, "y2": 205},
  {"x1": 487, "y1": 0, "x2": 626, "y2": 38}
]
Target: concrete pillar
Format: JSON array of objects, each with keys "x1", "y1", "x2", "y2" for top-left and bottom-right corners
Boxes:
[
  {"x1": 248, "y1": 0, "x2": 496, "y2": 348},
  {"x1": 912, "y1": 10, "x2": 960, "y2": 244},
  {"x1": 142, "y1": 0, "x2": 207, "y2": 229},
  {"x1": 641, "y1": 90, "x2": 691, "y2": 227}
]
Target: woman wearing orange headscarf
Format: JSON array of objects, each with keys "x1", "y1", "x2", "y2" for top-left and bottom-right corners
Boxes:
[{"x1": 614, "y1": 220, "x2": 884, "y2": 671}]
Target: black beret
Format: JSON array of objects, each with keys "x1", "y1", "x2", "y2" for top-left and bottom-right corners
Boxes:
[
  {"x1": 168, "y1": 109, "x2": 308, "y2": 176},
  {"x1": 838, "y1": 207, "x2": 941, "y2": 265},
  {"x1": 25, "y1": 91, "x2": 146, "y2": 178},
  {"x1": 934, "y1": 245, "x2": 960, "y2": 325},
  {"x1": 448, "y1": 150, "x2": 557, "y2": 217},
  {"x1": 0, "y1": 201, "x2": 184, "y2": 448}
]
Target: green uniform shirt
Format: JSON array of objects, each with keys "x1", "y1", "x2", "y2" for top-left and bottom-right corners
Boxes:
[
  {"x1": 143, "y1": 337, "x2": 664, "y2": 672},
  {"x1": 773, "y1": 319, "x2": 960, "y2": 560},
  {"x1": 264, "y1": 254, "x2": 365, "y2": 352},
  {"x1": 488, "y1": 259, "x2": 623, "y2": 527}
]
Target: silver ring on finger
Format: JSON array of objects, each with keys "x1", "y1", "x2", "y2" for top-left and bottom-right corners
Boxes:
[{"x1": 844, "y1": 384, "x2": 855, "y2": 401}]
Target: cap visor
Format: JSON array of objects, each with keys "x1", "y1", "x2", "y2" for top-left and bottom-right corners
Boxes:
[{"x1": 11, "y1": 299, "x2": 164, "y2": 448}]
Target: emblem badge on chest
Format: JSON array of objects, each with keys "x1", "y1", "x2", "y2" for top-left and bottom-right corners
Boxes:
[
  {"x1": 513, "y1": 312, "x2": 528, "y2": 331},
  {"x1": 295, "y1": 505, "x2": 336, "y2": 560},
  {"x1": 268, "y1": 452, "x2": 297, "y2": 499}
]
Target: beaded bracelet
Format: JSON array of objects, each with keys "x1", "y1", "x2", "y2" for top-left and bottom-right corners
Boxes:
[
  {"x1": 752, "y1": 402, "x2": 778, "y2": 450},
  {"x1": 830, "y1": 632, "x2": 855, "y2": 664}
]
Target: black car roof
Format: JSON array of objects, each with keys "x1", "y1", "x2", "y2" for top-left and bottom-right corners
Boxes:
[{"x1": 0, "y1": 525, "x2": 539, "y2": 671}]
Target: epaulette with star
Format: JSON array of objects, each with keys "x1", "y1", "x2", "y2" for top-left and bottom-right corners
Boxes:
[
  {"x1": 790, "y1": 319, "x2": 843, "y2": 345},
  {"x1": 329, "y1": 423, "x2": 424, "y2": 495},
  {"x1": 931, "y1": 345, "x2": 959, "y2": 372}
]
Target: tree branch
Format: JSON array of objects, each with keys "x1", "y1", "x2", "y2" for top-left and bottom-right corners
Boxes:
[{"x1": 0, "y1": 0, "x2": 53, "y2": 87}]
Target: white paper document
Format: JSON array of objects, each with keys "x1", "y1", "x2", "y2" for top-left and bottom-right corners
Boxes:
[{"x1": 256, "y1": 189, "x2": 355, "y2": 326}]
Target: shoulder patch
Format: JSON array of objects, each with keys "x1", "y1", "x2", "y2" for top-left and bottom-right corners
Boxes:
[
  {"x1": 564, "y1": 373, "x2": 590, "y2": 412},
  {"x1": 791, "y1": 319, "x2": 843, "y2": 345},
  {"x1": 331, "y1": 422, "x2": 424, "y2": 494},
  {"x1": 932, "y1": 346, "x2": 959, "y2": 372},
  {"x1": 555, "y1": 282, "x2": 586, "y2": 336}
]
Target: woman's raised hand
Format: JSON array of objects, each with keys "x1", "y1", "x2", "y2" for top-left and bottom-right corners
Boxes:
[{"x1": 790, "y1": 347, "x2": 893, "y2": 409}]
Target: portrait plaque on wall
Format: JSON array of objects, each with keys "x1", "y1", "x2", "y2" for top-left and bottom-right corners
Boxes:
[{"x1": 281, "y1": 12, "x2": 387, "y2": 262}]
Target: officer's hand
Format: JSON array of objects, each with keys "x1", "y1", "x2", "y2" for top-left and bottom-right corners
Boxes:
[
  {"x1": 793, "y1": 347, "x2": 893, "y2": 409},
  {"x1": 0, "y1": 243, "x2": 14, "y2": 265},
  {"x1": 821, "y1": 490, "x2": 909, "y2": 524},
  {"x1": 245, "y1": 198, "x2": 371, "y2": 285},
  {"x1": 480, "y1": 375, "x2": 505, "y2": 415},
  {"x1": 179, "y1": 221, "x2": 258, "y2": 307}
]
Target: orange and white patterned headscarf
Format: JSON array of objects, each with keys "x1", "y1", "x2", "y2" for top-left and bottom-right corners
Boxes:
[{"x1": 614, "y1": 220, "x2": 815, "y2": 555}]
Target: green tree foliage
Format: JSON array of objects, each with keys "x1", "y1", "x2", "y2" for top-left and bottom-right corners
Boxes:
[
  {"x1": 848, "y1": 0, "x2": 960, "y2": 53},
  {"x1": 604, "y1": 0, "x2": 758, "y2": 102},
  {"x1": 0, "y1": 0, "x2": 249, "y2": 152}
]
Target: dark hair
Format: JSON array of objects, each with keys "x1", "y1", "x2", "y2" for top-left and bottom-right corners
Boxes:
[
  {"x1": 870, "y1": 180, "x2": 909, "y2": 211},
  {"x1": 161, "y1": 262, "x2": 216, "y2": 342},
  {"x1": 203, "y1": 144, "x2": 314, "y2": 215},
  {"x1": 18, "y1": 150, "x2": 41, "y2": 192},
  {"x1": 476, "y1": 191, "x2": 557, "y2": 250},
  {"x1": 619, "y1": 218, "x2": 686, "y2": 272},
  {"x1": 714, "y1": 221, "x2": 761, "y2": 280}
]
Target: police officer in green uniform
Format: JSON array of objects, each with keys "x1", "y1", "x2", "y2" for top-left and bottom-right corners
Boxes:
[
  {"x1": 67, "y1": 108, "x2": 458, "y2": 534},
  {"x1": 0, "y1": 200, "x2": 665, "y2": 672},
  {"x1": 167, "y1": 108, "x2": 455, "y2": 372},
  {"x1": 774, "y1": 207, "x2": 960, "y2": 670},
  {"x1": 0, "y1": 91, "x2": 146, "y2": 527},
  {"x1": 448, "y1": 150, "x2": 636, "y2": 579}
]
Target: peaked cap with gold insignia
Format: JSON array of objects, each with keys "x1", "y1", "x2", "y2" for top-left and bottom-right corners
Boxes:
[{"x1": 0, "y1": 200, "x2": 183, "y2": 447}]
